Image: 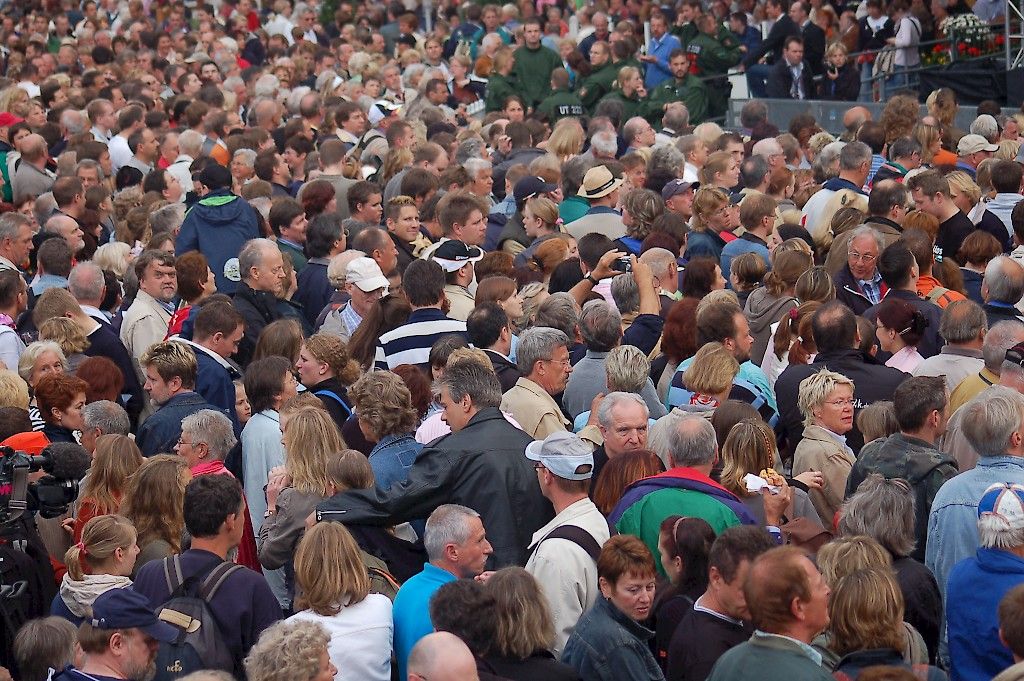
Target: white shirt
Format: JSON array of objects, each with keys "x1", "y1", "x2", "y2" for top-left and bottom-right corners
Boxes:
[
  {"x1": 108, "y1": 134, "x2": 133, "y2": 173},
  {"x1": 288, "y1": 594, "x2": 393, "y2": 681}
]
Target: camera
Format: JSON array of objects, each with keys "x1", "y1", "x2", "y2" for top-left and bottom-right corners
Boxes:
[
  {"x1": 0, "y1": 445, "x2": 89, "y2": 525},
  {"x1": 827, "y1": 64, "x2": 838, "y2": 76},
  {"x1": 611, "y1": 256, "x2": 632, "y2": 273}
]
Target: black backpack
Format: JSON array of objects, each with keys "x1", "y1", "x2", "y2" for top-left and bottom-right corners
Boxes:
[
  {"x1": 152, "y1": 556, "x2": 243, "y2": 681},
  {"x1": 0, "y1": 515, "x2": 56, "y2": 677}
]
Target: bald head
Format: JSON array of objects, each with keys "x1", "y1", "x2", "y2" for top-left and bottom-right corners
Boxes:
[
  {"x1": 21, "y1": 134, "x2": 48, "y2": 163},
  {"x1": 44, "y1": 215, "x2": 85, "y2": 254},
  {"x1": 407, "y1": 632, "x2": 480, "y2": 681},
  {"x1": 843, "y1": 106, "x2": 872, "y2": 134}
]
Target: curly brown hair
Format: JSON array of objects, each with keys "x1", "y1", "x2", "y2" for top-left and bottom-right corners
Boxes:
[
  {"x1": 121, "y1": 454, "x2": 191, "y2": 554},
  {"x1": 303, "y1": 334, "x2": 361, "y2": 385},
  {"x1": 349, "y1": 370, "x2": 419, "y2": 439},
  {"x1": 879, "y1": 94, "x2": 921, "y2": 144}
]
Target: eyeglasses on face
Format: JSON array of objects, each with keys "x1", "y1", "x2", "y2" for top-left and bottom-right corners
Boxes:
[{"x1": 848, "y1": 250, "x2": 877, "y2": 264}]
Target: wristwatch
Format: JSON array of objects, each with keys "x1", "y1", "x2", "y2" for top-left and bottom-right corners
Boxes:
[
  {"x1": 585, "y1": 274, "x2": 599, "y2": 286},
  {"x1": 264, "y1": 507, "x2": 276, "y2": 518}
]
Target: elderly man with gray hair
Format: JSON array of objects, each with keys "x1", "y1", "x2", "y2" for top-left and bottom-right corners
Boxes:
[
  {"x1": 232, "y1": 238, "x2": 285, "y2": 367},
  {"x1": 914, "y1": 299, "x2": 988, "y2": 392},
  {"x1": 608, "y1": 412, "x2": 761, "y2": 574},
  {"x1": 79, "y1": 400, "x2": 130, "y2": 454},
  {"x1": 982, "y1": 256, "x2": 1024, "y2": 327},
  {"x1": 927, "y1": 386, "x2": 1024, "y2": 609}
]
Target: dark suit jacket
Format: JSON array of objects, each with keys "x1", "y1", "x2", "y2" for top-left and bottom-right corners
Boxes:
[
  {"x1": 744, "y1": 14, "x2": 799, "y2": 65},
  {"x1": 483, "y1": 349, "x2": 521, "y2": 393},
  {"x1": 801, "y1": 22, "x2": 827, "y2": 75},
  {"x1": 765, "y1": 59, "x2": 816, "y2": 99}
]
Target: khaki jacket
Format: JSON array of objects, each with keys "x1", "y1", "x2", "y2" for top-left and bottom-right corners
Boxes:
[{"x1": 792, "y1": 424, "x2": 856, "y2": 525}]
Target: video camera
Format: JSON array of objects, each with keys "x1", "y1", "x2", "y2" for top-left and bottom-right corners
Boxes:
[{"x1": 0, "y1": 444, "x2": 90, "y2": 525}]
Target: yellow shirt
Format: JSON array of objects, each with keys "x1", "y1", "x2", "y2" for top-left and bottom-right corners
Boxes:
[{"x1": 949, "y1": 367, "x2": 998, "y2": 413}]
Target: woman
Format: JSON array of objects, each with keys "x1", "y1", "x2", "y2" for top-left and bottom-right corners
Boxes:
[
  {"x1": 52, "y1": 515, "x2": 139, "y2": 625},
  {"x1": 670, "y1": 342, "x2": 740, "y2": 416},
  {"x1": 34, "y1": 373, "x2": 88, "y2": 444},
  {"x1": 767, "y1": 167, "x2": 797, "y2": 212},
  {"x1": 503, "y1": 95, "x2": 526, "y2": 123},
  {"x1": 483, "y1": 567, "x2": 580, "y2": 679},
  {"x1": 761, "y1": 268, "x2": 835, "y2": 387},
  {"x1": 349, "y1": 294, "x2": 412, "y2": 371},
  {"x1": 875, "y1": 298, "x2": 928, "y2": 373},
  {"x1": 71, "y1": 434, "x2": 143, "y2": 542},
  {"x1": 516, "y1": 196, "x2": 563, "y2": 267},
  {"x1": 680, "y1": 258, "x2": 727, "y2": 300},
  {"x1": 231, "y1": 148, "x2": 257, "y2": 193},
  {"x1": 253, "y1": 319, "x2": 304, "y2": 365},
  {"x1": 300, "y1": 179, "x2": 338, "y2": 219},
  {"x1": 685, "y1": 187, "x2": 733, "y2": 261},
  {"x1": 19, "y1": 341, "x2": 67, "y2": 431},
  {"x1": 121, "y1": 454, "x2": 191, "y2": 575},
  {"x1": 597, "y1": 67, "x2": 646, "y2": 122},
  {"x1": 168, "y1": 252, "x2": 217, "y2": 337},
  {"x1": 839, "y1": 474, "x2": 943, "y2": 661},
  {"x1": 763, "y1": 302, "x2": 822, "y2": 391},
  {"x1": 38, "y1": 318, "x2": 89, "y2": 372},
  {"x1": 547, "y1": 119, "x2": 585, "y2": 163},
  {"x1": 959, "y1": 230, "x2": 1002, "y2": 304},
  {"x1": 295, "y1": 334, "x2": 360, "y2": 427},
  {"x1": 242, "y1": 356, "x2": 299, "y2": 531},
  {"x1": 350, "y1": 371, "x2": 423, "y2": 492},
  {"x1": 562, "y1": 535, "x2": 665, "y2": 681},
  {"x1": 75, "y1": 356, "x2": 125, "y2": 404},
  {"x1": 913, "y1": 123, "x2": 944, "y2": 167},
  {"x1": 946, "y1": 171, "x2": 1010, "y2": 252},
  {"x1": 699, "y1": 151, "x2": 741, "y2": 192},
  {"x1": 533, "y1": 240, "x2": 574, "y2": 283},
  {"x1": 448, "y1": 54, "x2": 485, "y2": 106},
  {"x1": 719, "y1": 419, "x2": 822, "y2": 525},
  {"x1": 484, "y1": 48, "x2": 517, "y2": 113},
  {"x1": 287, "y1": 522, "x2": 393, "y2": 681},
  {"x1": 818, "y1": 42, "x2": 859, "y2": 101},
  {"x1": 651, "y1": 299, "x2": 699, "y2": 402},
  {"x1": 591, "y1": 450, "x2": 666, "y2": 516},
  {"x1": 745, "y1": 249, "x2": 814, "y2": 366},
  {"x1": 887, "y1": 1, "x2": 922, "y2": 97},
  {"x1": 618, "y1": 189, "x2": 664, "y2": 255},
  {"x1": 793, "y1": 369, "x2": 857, "y2": 525},
  {"x1": 652, "y1": 517, "x2": 715, "y2": 670},
  {"x1": 828, "y1": 568, "x2": 946, "y2": 679},
  {"x1": 244, "y1": 619, "x2": 337, "y2": 681}
]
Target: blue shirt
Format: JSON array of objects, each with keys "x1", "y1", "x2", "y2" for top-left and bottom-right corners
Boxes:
[
  {"x1": 644, "y1": 32, "x2": 682, "y2": 89},
  {"x1": 858, "y1": 269, "x2": 884, "y2": 305},
  {"x1": 393, "y1": 563, "x2": 458, "y2": 679},
  {"x1": 720, "y1": 234, "x2": 770, "y2": 284}
]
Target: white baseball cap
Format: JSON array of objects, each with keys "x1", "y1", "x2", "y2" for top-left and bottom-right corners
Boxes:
[{"x1": 345, "y1": 257, "x2": 389, "y2": 292}]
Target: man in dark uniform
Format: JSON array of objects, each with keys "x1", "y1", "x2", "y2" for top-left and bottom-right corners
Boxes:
[
  {"x1": 687, "y1": 15, "x2": 742, "y2": 122},
  {"x1": 537, "y1": 69, "x2": 585, "y2": 123},
  {"x1": 577, "y1": 41, "x2": 618, "y2": 113},
  {"x1": 645, "y1": 48, "x2": 710, "y2": 126}
]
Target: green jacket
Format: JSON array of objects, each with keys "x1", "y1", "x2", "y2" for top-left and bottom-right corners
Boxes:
[
  {"x1": 484, "y1": 72, "x2": 517, "y2": 112},
  {"x1": 577, "y1": 62, "x2": 618, "y2": 112},
  {"x1": 597, "y1": 90, "x2": 646, "y2": 124},
  {"x1": 686, "y1": 32, "x2": 742, "y2": 77},
  {"x1": 645, "y1": 74, "x2": 710, "y2": 125},
  {"x1": 672, "y1": 22, "x2": 700, "y2": 44},
  {"x1": 708, "y1": 633, "x2": 834, "y2": 681},
  {"x1": 512, "y1": 44, "x2": 562, "y2": 109},
  {"x1": 536, "y1": 89, "x2": 585, "y2": 123}
]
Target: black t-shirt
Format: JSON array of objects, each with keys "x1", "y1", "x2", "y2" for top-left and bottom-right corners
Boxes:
[
  {"x1": 667, "y1": 607, "x2": 753, "y2": 681},
  {"x1": 936, "y1": 211, "x2": 975, "y2": 263}
]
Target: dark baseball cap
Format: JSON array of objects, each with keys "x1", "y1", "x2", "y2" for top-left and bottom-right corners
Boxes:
[
  {"x1": 661, "y1": 179, "x2": 697, "y2": 201},
  {"x1": 513, "y1": 176, "x2": 557, "y2": 205},
  {"x1": 197, "y1": 163, "x2": 232, "y2": 191},
  {"x1": 90, "y1": 588, "x2": 178, "y2": 642}
]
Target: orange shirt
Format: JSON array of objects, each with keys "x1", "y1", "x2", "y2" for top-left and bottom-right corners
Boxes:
[{"x1": 917, "y1": 274, "x2": 966, "y2": 308}]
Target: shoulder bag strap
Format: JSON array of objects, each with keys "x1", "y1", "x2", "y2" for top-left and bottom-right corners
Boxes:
[
  {"x1": 537, "y1": 525, "x2": 602, "y2": 563},
  {"x1": 198, "y1": 562, "x2": 245, "y2": 601}
]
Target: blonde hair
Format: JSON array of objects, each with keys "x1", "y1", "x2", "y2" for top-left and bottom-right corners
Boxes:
[
  {"x1": 446, "y1": 346, "x2": 494, "y2": 369},
  {"x1": 616, "y1": 66, "x2": 640, "y2": 89},
  {"x1": 79, "y1": 434, "x2": 143, "y2": 518},
  {"x1": 64, "y1": 514, "x2": 137, "y2": 582},
  {"x1": 243, "y1": 620, "x2": 330, "y2": 681},
  {"x1": 996, "y1": 140, "x2": 1022, "y2": 161},
  {"x1": 691, "y1": 186, "x2": 729, "y2": 233},
  {"x1": 547, "y1": 120, "x2": 584, "y2": 160},
  {"x1": 326, "y1": 449, "x2": 375, "y2": 493},
  {"x1": 39, "y1": 317, "x2": 90, "y2": 356},
  {"x1": 682, "y1": 342, "x2": 739, "y2": 396},
  {"x1": 764, "y1": 249, "x2": 813, "y2": 296},
  {"x1": 303, "y1": 334, "x2": 361, "y2": 385},
  {"x1": 720, "y1": 419, "x2": 779, "y2": 498},
  {"x1": 283, "y1": 406, "x2": 345, "y2": 496},
  {"x1": 797, "y1": 369, "x2": 855, "y2": 426},
  {"x1": 0, "y1": 370, "x2": 30, "y2": 409},
  {"x1": 700, "y1": 151, "x2": 733, "y2": 187},
  {"x1": 93, "y1": 242, "x2": 132, "y2": 278},
  {"x1": 816, "y1": 535, "x2": 891, "y2": 588},
  {"x1": 945, "y1": 170, "x2": 982, "y2": 205},
  {"x1": 829, "y1": 568, "x2": 906, "y2": 656},
  {"x1": 293, "y1": 522, "x2": 370, "y2": 616},
  {"x1": 488, "y1": 567, "x2": 556, "y2": 658},
  {"x1": 605, "y1": 345, "x2": 651, "y2": 393}
]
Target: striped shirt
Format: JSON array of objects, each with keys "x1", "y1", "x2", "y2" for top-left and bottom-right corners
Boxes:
[{"x1": 374, "y1": 308, "x2": 467, "y2": 371}]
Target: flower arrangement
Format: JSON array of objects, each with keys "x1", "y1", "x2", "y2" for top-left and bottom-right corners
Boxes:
[{"x1": 939, "y1": 13, "x2": 1002, "y2": 59}]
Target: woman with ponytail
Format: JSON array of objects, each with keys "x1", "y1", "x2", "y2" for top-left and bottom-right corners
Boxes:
[
  {"x1": 52, "y1": 515, "x2": 139, "y2": 625},
  {"x1": 744, "y1": 249, "x2": 814, "y2": 366},
  {"x1": 515, "y1": 196, "x2": 564, "y2": 268},
  {"x1": 761, "y1": 267, "x2": 836, "y2": 388},
  {"x1": 875, "y1": 298, "x2": 928, "y2": 373}
]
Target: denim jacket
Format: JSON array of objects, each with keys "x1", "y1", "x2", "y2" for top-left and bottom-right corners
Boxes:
[
  {"x1": 926, "y1": 455, "x2": 1024, "y2": 601},
  {"x1": 368, "y1": 433, "x2": 423, "y2": 492},
  {"x1": 561, "y1": 595, "x2": 665, "y2": 681}
]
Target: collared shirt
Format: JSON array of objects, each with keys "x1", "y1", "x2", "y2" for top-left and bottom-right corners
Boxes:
[
  {"x1": 339, "y1": 302, "x2": 363, "y2": 337},
  {"x1": 693, "y1": 595, "x2": 745, "y2": 626},
  {"x1": 752, "y1": 631, "x2": 823, "y2": 666},
  {"x1": 857, "y1": 269, "x2": 884, "y2": 305},
  {"x1": 789, "y1": 62, "x2": 806, "y2": 99}
]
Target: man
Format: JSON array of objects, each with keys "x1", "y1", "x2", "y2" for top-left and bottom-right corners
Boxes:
[
  {"x1": 11, "y1": 134, "x2": 55, "y2": 198},
  {"x1": 737, "y1": 155, "x2": 771, "y2": 202},
  {"x1": 706, "y1": 547, "x2": 832, "y2": 681},
  {"x1": 790, "y1": 0, "x2": 825, "y2": 75},
  {"x1": 536, "y1": 69, "x2": 585, "y2": 124},
  {"x1": 641, "y1": 12, "x2": 682, "y2": 90},
  {"x1": 776, "y1": 301, "x2": 907, "y2": 454},
  {"x1": 950, "y1": 322, "x2": 1024, "y2": 417},
  {"x1": 765, "y1": 37, "x2": 813, "y2": 99},
  {"x1": 351, "y1": 227, "x2": 398, "y2": 283},
  {"x1": 87, "y1": 98, "x2": 115, "y2": 143},
  {"x1": 563, "y1": 300, "x2": 666, "y2": 419},
  {"x1": 58, "y1": 588, "x2": 177, "y2": 681},
  {"x1": 43, "y1": 216, "x2": 85, "y2": 257},
  {"x1": 384, "y1": 143, "x2": 449, "y2": 204},
  {"x1": 317, "y1": 358, "x2": 552, "y2": 567},
  {"x1": 375, "y1": 259, "x2": 467, "y2": 371},
  {"x1": 720, "y1": 194, "x2": 775, "y2": 283},
  {"x1": 303, "y1": 139, "x2": 358, "y2": 218},
  {"x1": 622, "y1": 117, "x2": 657, "y2": 154},
  {"x1": 136, "y1": 341, "x2": 226, "y2": 457},
  {"x1": 0, "y1": 271, "x2": 25, "y2": 371},
  {"x1": 386, "y1": 196, "x2": 425, "y2": 273},
  {"x1": 982, "y1": 256, "x2": 1024, "y2": 327},
  {"x1": 52, "y1": 177, "x2": 88, "y2": 228},
  {"x1": 914, "y1": 299, "x2": 988, "y2": 392},
  {"x1": 168, "y1": 129, "x2": 203, "y2": 192},
  {"x1": 438, "y1": 192, "x2": 489, "y2": 248},
  {"x1": 392, "y1": 504, "x2": 492, "y2": 678},
  {"x1": 831, "y1": 227, "x2": 887, "y2": 315},
  {"x1": 947, "y1": 482, "x2": 1024, "y2": 680},
  {"x1": 956, "y1": 133, "x2": 998, "y2": 179},
  {"x1": 31, "y1": 238, "x2": 72, "y2": 296},
  {"x1": 124, "y1": 128, "x2": 158, "y2": 175},
  {"x1": 408, "y1": 632, "x2": 481, "y2": 681},
  {"x1": 667, "y1": 527, "x2": 777, "y2": 681},
  {"x1": 987, "y1": 160, "x2": 1024, "y2": 244},
  {"x1": 662, "y1": 179, "x2": 696, "y2": 221},
  {"x1": 80, "y1": 400, "x2": 130, "y2": 455},
  {"x1": 825, "y1": 180, "x2": 908, "y2": 275},
  {"x1": 801, "y1": 141, "x2": 871, "y2": 239},
  {"x1": 742, "y1": 0, "x2": 800, "y2": 98},
  {"x1": 907, "y1": 170, "x2": 975, "y2": 264},
  {"x1": 176, "y1": 164, "x2": 261, "y2": 295},
  {"x1": 927, "y1": 387, "x2": 1024, "y2": 605},
  {"x1": 608, "y1": 414, "x2": 759, "y2": 575},
  {"x1": 133, "y1": 474, "x2": 282, "y2": 672},
  {"x1": 328, "y1": 257, "x2": 388, "y2": 344},
  {"x1": 566, "y1": 165, "x2": 625, "y2": 241},
  {"x1": 467, "y1": 303, "x2": 520, "y2": 392},
  {"x1": 178, "y1": 301, "x2": 244, "y2": 428},
  {"x1": 109, "y1": 105, "x2": 145, "y2": 172},
  {"x1": 577, "y1": 41, "x2": 617, "y2": 113},
  {"x1": 592, "y1": 392, "x2": 653, "y2": 487},
  {"x1": 873, "y1": 137, "x2": 924, "y2": 186},
  {"x1": 864, "y1": 241, "x2": 943, "y2": 358},
  {"x1": 254, "y1": 151, "x2": 293, "y2": 198},
  {"x1": 120, "y1": 250, "x2": 177, "y2": 383},
  {"x1": 295, "y1": 213, "x2": 348, "y2": 327},
  {"x1": 501, "y1": 326, "x2": 585, "y2": 440},
  {"x1": 232, "y1": 239, "x2": 285, "y2": 368},
  {"x1": 0, "y1": 213, "x2": 34, "y2": 272},
  {"x1": 512, "y1": 17, "x2": 560, "y2": 110},
  {"x1": 667, "y1": 300, "x2": 778, "y2": 428},
  {"x1": 646, "y1": 50, "x2": 709, "y2": 127},
  {"x1": 846, "y1": 376, "x2": 958, "y2": 560},
  {"x1": 268, "y1": 198, "x2": 307, "y2": 272},
  {"x1": 639, "y1": 247, "x2": 682, "y2": 318},
  {"x1": 431, "y1": 240, "x2": 482, "y2": 323},
  {"x1": 524, "y1": 431, "x2": 610, "y2": 656}
]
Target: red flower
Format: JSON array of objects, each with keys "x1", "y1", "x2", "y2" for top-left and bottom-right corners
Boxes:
[
  {"x1": 933, "y1": 44, "x2": 945, "y2": 52},
  {"x1": 969, "y1": 46, "x2": 981, "y2": 56},
  {"x1": 958, "y1": 41, "x2": 968, "y2": 51},
  {"x1": 997, "y1": 33, "x2": 1006, "y2": 45}
]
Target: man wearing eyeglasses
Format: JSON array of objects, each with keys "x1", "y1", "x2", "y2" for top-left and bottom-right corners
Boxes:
[
  {"x1": 832, "y1": 226, "x2": 887, "y2": 315},
  {"x1": 825, "y1": 180, "x2": 910, "y2": 278}
]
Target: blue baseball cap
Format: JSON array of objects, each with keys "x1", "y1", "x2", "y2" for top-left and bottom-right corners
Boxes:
[
  {"x1": 90, "y1": 588, "x2": 179, "y2": 642},
  {"x1": 978, "y1": 482, "x2": 1024, "y2": 531}
]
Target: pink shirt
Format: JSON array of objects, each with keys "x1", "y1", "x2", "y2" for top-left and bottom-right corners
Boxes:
[
  {"x1": 885, "y1": 346, "x2": 924, "y2": 374},
  {"x1": 415, "y1": 410, "x2": 524, "y2": 444}
]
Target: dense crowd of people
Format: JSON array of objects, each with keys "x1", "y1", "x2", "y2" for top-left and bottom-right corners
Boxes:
[{"x1": 0, "y1": 0, "x2": 1022, "y2": 680}]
